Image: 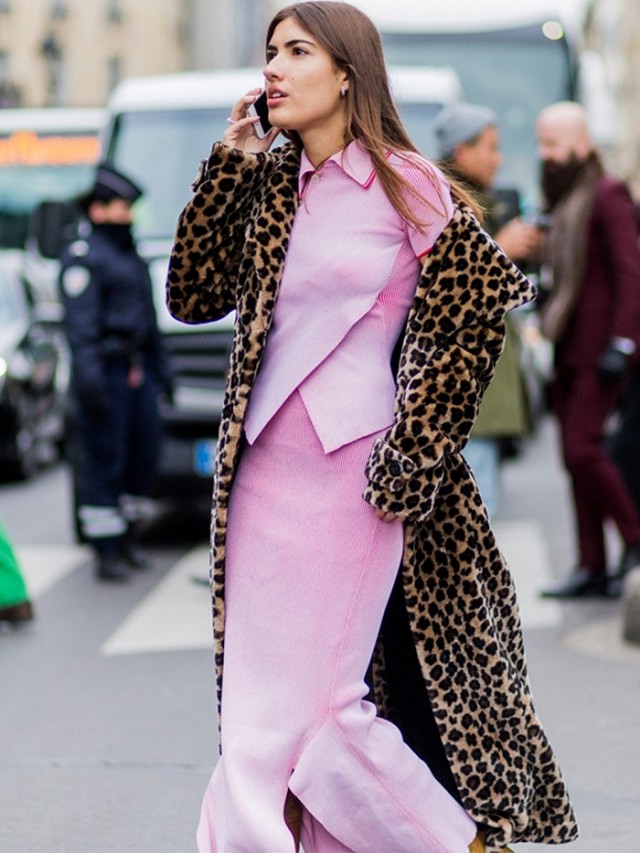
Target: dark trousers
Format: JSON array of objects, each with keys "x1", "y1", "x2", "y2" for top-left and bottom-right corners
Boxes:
[
  {"x1": 609, "y1": 363, "x2": 640, "y2": 513},
  {"x1": 552, "y1": 367, "x2": 640, "y2": 571},
  {"x1": 75, "y1": 357, "x2": 162, "y2": 554}
]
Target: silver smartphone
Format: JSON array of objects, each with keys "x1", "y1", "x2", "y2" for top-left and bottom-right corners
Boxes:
[{"x1": 247, "y1": 91, "x2": 272, "y2": 138}]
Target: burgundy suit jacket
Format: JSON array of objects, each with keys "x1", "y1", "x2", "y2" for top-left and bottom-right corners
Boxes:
[{"x1": 556, "y1": 175, "x2": 640, "y2": 370}]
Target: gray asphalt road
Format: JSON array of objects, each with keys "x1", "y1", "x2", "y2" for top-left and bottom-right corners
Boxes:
[{"x1": 0, "y1": 419, "x2": 638, "y2": 852}]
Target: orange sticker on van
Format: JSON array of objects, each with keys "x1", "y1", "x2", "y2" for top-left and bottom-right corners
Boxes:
[{"x1": 0, "y1": 131, "x2": 100, "y2": 166}]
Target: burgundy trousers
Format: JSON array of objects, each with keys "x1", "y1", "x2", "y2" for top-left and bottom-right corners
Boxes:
[{"x1": 552, "y1": 367, "x2": 640, "y2": 571}]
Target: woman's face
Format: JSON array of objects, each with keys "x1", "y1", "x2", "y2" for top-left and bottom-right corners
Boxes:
[{"x1": 263, "y1": 17, "x2": 349, "y2": 144}]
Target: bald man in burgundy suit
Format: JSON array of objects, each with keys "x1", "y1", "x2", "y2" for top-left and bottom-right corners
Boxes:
[{"x1": 537, "y1": 102, "x2": 640, "y2": 598}]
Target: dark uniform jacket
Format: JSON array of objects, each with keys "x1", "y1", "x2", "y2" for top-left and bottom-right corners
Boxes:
[
  {"x1": 59, "y1": 225, "x2": 171, "y2": 409},
  {"x1": 166, "y1": 142, "x2": 579, "y2": 852}
]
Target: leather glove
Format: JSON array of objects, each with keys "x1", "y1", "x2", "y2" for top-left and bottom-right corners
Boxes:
[
  {"x1": 161, "y1": 378, "x2": 175, "y2": 406},
  {"x1": 597, "y1": 338, "x2": 636, "y2": 384}
]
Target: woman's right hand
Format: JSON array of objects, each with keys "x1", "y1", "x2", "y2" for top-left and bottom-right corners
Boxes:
[{"x1": 222, "y1": 89, "x2": 280, "y2": 153}]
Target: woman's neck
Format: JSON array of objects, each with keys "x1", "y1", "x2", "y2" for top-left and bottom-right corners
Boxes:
[{"x1": 301, "y1": 127, "x2": 350, "y2": 170}]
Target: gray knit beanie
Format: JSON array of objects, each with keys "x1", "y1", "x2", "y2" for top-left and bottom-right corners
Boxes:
[{"x1": 433, "y1": 102, "x2": 498, "y2": 159}]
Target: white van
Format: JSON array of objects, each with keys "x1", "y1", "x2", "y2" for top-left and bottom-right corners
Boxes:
[{"x1": 95, "y1": 65, "x2": 462, "y2": 495}]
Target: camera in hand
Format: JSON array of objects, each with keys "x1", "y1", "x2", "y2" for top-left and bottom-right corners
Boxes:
[{"x1": 524, "y1": 210, "x2": 551, "y2": 232}]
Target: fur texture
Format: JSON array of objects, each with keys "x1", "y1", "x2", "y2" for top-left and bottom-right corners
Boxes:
[{"x1": 166, "y1": 142, "x2": 578, "y2": 851}]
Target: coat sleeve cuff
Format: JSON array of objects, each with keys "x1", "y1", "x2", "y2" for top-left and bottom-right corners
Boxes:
[
  {"x1": 191, "y1": 142, "x2": 269, "y2": 191},
  {"x1": 363, "y1": 436, "x2": 446, "y2": 522}
]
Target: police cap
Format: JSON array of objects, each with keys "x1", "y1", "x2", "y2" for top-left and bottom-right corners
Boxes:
[{"x1": 77, "y1": 163, "x2": 144, "y2": 211}]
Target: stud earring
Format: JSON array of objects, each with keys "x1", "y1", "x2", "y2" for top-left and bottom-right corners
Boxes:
[{"x1": 340, "y1": 87, "x2": 347, "y2": 97}]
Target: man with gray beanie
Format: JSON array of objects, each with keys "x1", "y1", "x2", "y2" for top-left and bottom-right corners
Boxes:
[
  {"x1": 433, "y1": 102, "x2": 542, "y2": 515},
  {"x1": 433, "y1": 102, "x2": 541, "y2": 260},
  {"x1": 435, "y1": 102, "x2": 497, "y2": 160}
]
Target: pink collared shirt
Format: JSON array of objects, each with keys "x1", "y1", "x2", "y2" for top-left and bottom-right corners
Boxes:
[{"x1": 243, "y1": 141, "x2": 453, "y2": 452}]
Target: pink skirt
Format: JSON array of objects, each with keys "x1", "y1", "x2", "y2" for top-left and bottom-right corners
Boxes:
[{"x1": 197, "y1": 390, "x2": 475, "y2": 852}]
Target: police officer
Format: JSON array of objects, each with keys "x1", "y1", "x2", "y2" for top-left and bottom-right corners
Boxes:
[{"x1": 59, "y1": 164, "x2": 172, "y2": 581}]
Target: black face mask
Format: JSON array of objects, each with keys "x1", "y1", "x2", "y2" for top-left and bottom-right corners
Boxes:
[
  {"x1": 94, "y1": 222, "x2": 135, "y2": 251},
  {"x1": 540, "y1": 155, "x2": 584, "y2": 208}
]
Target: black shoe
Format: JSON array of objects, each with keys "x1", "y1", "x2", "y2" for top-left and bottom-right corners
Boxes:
[
  {"x1": 540, "y1": 568, "x2": 610, "y2": 599},
  {"x1": 120, "y1": 542, "x2": 151, "y2": 570},
  {"x1": 617, "y1": 542, "x2": 640, "y2": 580},
  {"x1": 606, "y1": 577, "x2": 624, "y2": 599},
  {"x1": 0, "y1": 600, "x2": 34, "y2": 625},
  {"x1": 97, "y1": 554, "x2": 129, "y2": 582}
]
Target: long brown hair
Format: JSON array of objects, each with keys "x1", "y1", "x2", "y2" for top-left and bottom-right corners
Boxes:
[{"x1": 266, "y1": 1, "x2": 480, "y2": 225}]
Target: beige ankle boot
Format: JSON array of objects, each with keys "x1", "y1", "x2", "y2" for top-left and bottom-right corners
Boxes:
[{"x1": 469, "y1": 829, "x2": 514, "y2": 852}]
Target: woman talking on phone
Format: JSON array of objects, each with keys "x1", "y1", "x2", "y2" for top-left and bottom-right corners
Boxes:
[{"x1": 166, "y1": 3, "x2": 578, "y2": 851}]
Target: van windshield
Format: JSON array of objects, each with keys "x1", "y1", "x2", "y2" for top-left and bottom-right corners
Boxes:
[
  {"x1": 106, "y1": 108, "x2": 230, "y2": 242},
  {"x1": 396, "y1": 102, "x2": 448, "y2": 160}
]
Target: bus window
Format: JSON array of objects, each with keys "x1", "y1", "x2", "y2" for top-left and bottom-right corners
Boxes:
[
  {"x1": 382, "y1": 24, "x2": 575, "y2": 204},
  {"x1": 0, "y1": 129, "x2": 100, "y2": 250}
]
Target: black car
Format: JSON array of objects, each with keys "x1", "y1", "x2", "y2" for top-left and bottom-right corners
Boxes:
[{"x1": 0, "y1": 253, "x2": 69, "y2": 480}]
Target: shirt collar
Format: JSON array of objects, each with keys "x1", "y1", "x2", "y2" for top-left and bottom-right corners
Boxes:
[{"x1": 298, "y1": 140, "x2": 377, "y2": 196}]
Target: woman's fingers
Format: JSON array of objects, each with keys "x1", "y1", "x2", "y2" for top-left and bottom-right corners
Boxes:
[
  {"x1": 228, "y1": 88, "x2": 262, "y2": 123},
  {"x1": 222, "y1": 115, "x2": 258, "y2": 148},
  {"x1": 222, "y1": 89, "x2": 278, "y2": 153},
  {"x1": 373, "y1": 508, "x2": 399, "y2": 523}
]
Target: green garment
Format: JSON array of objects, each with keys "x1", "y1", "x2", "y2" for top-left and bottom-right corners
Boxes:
[
  {"x1": 472, "y1": 317, "x2": 533, "y2": 438},
  {"x1": 0, "y1": 520, "x2": 29, "y2": 607},
  {"x1": 440, "y1": 166, "x2": 533, "y2": 440}
]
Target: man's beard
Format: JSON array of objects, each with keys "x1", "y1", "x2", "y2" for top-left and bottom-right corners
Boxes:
[{"x1": 540, "y1": 154, "x2": 585, "y2": 208}]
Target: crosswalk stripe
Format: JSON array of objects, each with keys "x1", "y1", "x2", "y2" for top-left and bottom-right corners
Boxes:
[
  {"x1": 99, "y1": 520, "x2": 558, "y2": 657},
  {"x1": 100, "y1": 545, "x2": 212, "y2": 656},
  {"x1": 16, "y1": 544, "x2": 91, "y2": 598},
  {"x1": 493, "y1": 519, "x2": 562, "y2": 628},
  {"x1": 12, "y1": 521, "x2": 557, "y2": 656}
]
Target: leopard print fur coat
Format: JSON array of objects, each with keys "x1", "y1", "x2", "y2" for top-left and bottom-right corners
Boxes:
[{"x1": 166, "y1": 141, "x2": 578, "y2": 851}]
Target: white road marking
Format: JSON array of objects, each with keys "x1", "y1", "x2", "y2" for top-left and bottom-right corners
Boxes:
[
  {"x1": 100, "y1": 546, "x2": 212, "y2": 656},
  {"x1": 564, "y1": 616, "x2": 640, "y2": 663},
  {"x1": 16, "y1": 544, "x2": 91, "y2": 597},
  {"x1": 493, "y1": 519, "x2": 563, "y2": 628},
  {"x1": 101, "y1": 521, "x2": 558, "y2": 657}
]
